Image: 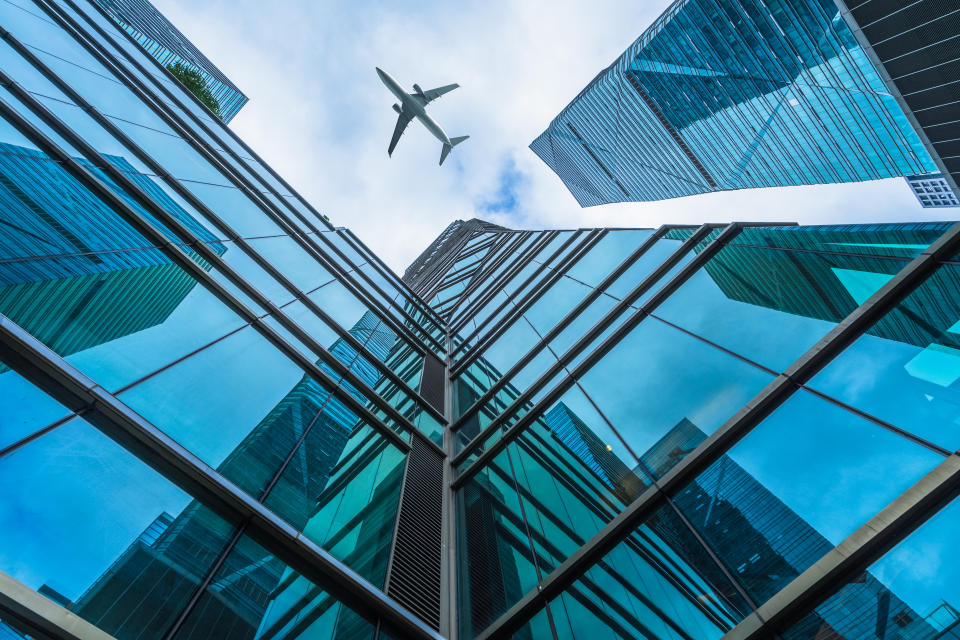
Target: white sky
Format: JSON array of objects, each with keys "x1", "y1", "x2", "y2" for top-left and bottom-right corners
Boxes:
[{"x1": 153, "y1": 0, "x2": 955, "y2": 273}]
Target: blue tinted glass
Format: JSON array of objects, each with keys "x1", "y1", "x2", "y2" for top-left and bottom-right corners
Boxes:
[
  {"x1": 270, "y1": 429, "x2": 405, "y2": 586},
  {"x1": 0, "y1": 252, "x2": 247, "y2": 392},
  {"x1": 605, "y1": 237, "x2": 685, "y2": 300},
  {"x1": 249, "y1": 236, "x2": 333, "y2": 291},
  {"x1": 0, "y1": 418, "x2": 234, "y2": 638},
  {"x1": 456, "y1": 452, "x2": 542, "y2": 638},
  {"x1": 0, "y1": 361, "x2": 70, "y2": 450},
  {"x1": 531, "y1": 0, "x2": 934, "y2": 207},
  {"x1": 783, "y1": 495, "x2": 960, "y2": 640},
  {"x1": 548, "y1": 500, "x2": 751, "y2": 640},
  {"x1": 730, "y1": 224, "x2": 948, "y2": 260},
  {"x1": 811, "y1": 264, "x2": 960, "y2": 451},
  {"x1": 524, "y1": 276, "x2": 593, "y2": 336},
  {"x1": 564, "y1": 229, "x2": 653, "y2": 289},
  {"x1": 576, "y1": 317, "x2": 773, "y2": 462},
  {"x1": 670, "y1": 391, "x2": 943, "y2": 609},
  {"x1": 117, "y1": 327, "x2": 310, "y2": 483},
  {"x1": 173, "y1": 535, "x2": 376, "y2": 639},
  {"x1": 656, "y1": 244, "x2": 906, "y2": 371},
  {"x1": 482, "y1": 316, "x2": 543, "y2": 375}
]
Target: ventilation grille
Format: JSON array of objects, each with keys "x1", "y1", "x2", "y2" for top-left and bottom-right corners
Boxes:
[
  {"x1": 419, "y1": 353, "x2": 446, "y2": 414},
  {"x1": 386, "y1": 436, "x2": 444, "y2": 630}
]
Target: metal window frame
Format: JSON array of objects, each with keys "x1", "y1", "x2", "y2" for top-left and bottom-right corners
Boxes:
[
  {"x1": 449, "y1": 230, "x2": 606, "y2": 376},
  {"x1": 448, "y1": 227, "x2": 672, "y2": 432},
  {"x1": 444, "y1": 232, "x2": 540, "y2": 325},
  {"x1": 419, "y1": 229, "x2": 508, "y2": 302},
  {"x1": 0, "y1": 27, "x2": 446, "y2": 431},
  {"x1": 338, "y1": 228, "x2": 446, "y2": 329},
  {"x1": 450, "y1": 223, "x2": 726, "y2": 464},
  {"x1": 447, "y1": 231, "x2": 561, "y2": 349},
  {"x1": 468, "y1": 219, "x2": 960, "y2": 640},
  {"x1": 52, "y1": 0, "x2": 446, "y2": 358},
  {"x1": 0, "y1": 85, "x2": 424, "y2": 454},
  {"x1": 0, "y1": 315, "x2": 444, "y2": 640},
  {"x1": 445, "y1": 231, "x2": 542, "y2": 327}
]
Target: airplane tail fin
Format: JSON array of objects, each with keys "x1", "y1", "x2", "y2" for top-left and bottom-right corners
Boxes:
[{"x1": 440, "y1": 135, "x2": 470, "y2": 166}]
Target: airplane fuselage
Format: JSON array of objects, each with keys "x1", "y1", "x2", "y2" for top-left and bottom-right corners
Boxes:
[{"x1": 376, "y1": 68, "x2": 451, "y2": 146}]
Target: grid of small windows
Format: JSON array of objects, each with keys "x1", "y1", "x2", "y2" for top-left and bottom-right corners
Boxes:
[{"x1": 907, "y1": 174, "x2": 960, "y2": 209}]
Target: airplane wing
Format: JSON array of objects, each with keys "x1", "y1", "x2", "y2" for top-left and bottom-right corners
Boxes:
[
  {"x1": 388, "y1": 108, "x2": 414, "y2": 156},
  {"x1": 420, "y1": 83, "x2": 459, "y2": 104}
]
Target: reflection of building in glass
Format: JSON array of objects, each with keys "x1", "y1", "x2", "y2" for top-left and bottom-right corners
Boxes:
[
  {"x1": 544, "y1": 402, "x2": 637, "y2": 493},
  {"x1": 94, "y1": 0, "x2": 248, "y2": 122},
  {"x1": 698, "y1": 226, "x2": 960, "y2": 351},
  {"x1": 62, "y1": 312, "x2": 401, "y2": 639},
  {"x1": 0, "y1": 142, "x2": 225, "y2": 367},
  {"x1": 642, "y1": 419, "x2": 957, "y2": 640},
  {"x1": 4, "y1": 0, "x2": 960, "y2": 630},
  {"x1": 531, "y1": 0, "x2": 935, "y2": 206}
]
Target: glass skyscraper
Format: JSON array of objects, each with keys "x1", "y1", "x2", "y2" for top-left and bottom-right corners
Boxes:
[
  {"x1": 2, "y1": 2, "x2": 960, "y2": 640},
  {"x1": 531, "y1": 0, "x2": 940, "y2": 206},
  {"x1": 95, "y1": 0, "x2": 248, "y2": 122}
]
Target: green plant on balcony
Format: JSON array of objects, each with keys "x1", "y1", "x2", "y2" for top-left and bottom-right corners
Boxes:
[{"x1": 166, "y1": 62, "x2": 222, "y2": 118}]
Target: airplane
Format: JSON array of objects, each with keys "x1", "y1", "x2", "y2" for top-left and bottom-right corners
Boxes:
[{"x1": 376, "y1": 67, "x2": 469, "y2": 166}]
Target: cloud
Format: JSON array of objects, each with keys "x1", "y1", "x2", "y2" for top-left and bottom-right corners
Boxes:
[{"x1": 152, "y1": 0, "x2": 951, "y2": 272}]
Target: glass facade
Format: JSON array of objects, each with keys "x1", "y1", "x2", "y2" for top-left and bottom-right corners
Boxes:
[
  {"x1": 94, "y1": 0, "x2": 249, "y2": 122},
  {"x1": 530, "y1": 0, "x2": 937, "y2": 206},
  {"x1": 430, "y1": 219, "x2": 960, "y2": 640},
  {"x1": 2, "y1": 2, "x2": 960, "y2": 640}
]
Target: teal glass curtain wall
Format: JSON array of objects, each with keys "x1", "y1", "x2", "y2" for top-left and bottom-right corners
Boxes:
[{"x1": 531, "y1": 0, "x2": 936, "y2": 206}]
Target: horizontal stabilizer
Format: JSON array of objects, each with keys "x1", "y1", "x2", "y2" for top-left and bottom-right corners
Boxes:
[{"x1": 439, "y1": 135, "x2": 469, "y2": 166}]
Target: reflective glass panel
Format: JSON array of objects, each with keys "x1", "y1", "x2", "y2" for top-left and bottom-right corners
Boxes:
[
  {"x1": 811, "y1": 264, "x2": 960, "y2": 451},
  {"x1": 0, "y1": 418, "x2": 235, "y2": 640},
  {"x1": 670, "y1": 391, "x2": 944, "y2": 609}
]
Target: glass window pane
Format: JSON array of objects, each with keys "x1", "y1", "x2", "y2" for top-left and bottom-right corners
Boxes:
[
  {"x1": 456, "y1": 454, "x2": 542, "y2": 639},
  {"x1": 117, "y1": 326, "x2": 312, "y2": 493},
  {"x1": 782, "y1": 494, "x2": 960, "y2": 640},
  {"x1": 669, "y1": 391, "x2": 943, "y2": 609},
  {"x1": 576, "y1": 317, "x2": 774, "y2": 465},
  {"x1": 172, "y1": 534, "x2": 376, "y2": 640},
  {"x1": 564, "y1": 229, "x2": 653, "y2": 289},
  {"x1": 0, "y1": 251, "x2": 248, "y2": 392},
  {"x1": 266, "y1": 426, "x2": 406, "y2": 587},
  {"x1": 655, "y1": 244, "x2": 908, "y2": 371},
  {"x1": 811, "y1": 264, "x2": 960, "y2": 451},
  {"x1": 0, "y1": 418, "x2": 235, "y2": 639},
  {"x1": 547, "y1": 500, "x2": 752, "y2": 640},
  {"x1": 729, "y1": 223, "x2": 948, "y2": 260},
  {"x1": 0, "y1": 362, "x2": 70, "y2": 450}
]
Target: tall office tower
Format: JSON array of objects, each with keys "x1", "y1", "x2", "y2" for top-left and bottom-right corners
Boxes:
[
  {"x1": 3, "y1": 4, "x2": 960, "y2": 640},
  {"x1": 531, "y1": 0, "x2": 946, "y2": 206},
  {"x1": 95, "y1": 0, "x2": 248, "y2": 122},
  {"x1": 834, "y1": 1, "x2": 960, "y2": 200}
]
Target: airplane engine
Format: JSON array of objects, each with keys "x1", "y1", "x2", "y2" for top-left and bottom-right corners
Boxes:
[
  {"x1": 413, "y1": 83, "x2": 423, "y2": 96},
  {"x1": 392, "y1": 103, "x2": 402, "y2": 113}
]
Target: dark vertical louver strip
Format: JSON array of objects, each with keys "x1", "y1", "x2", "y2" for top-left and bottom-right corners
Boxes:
[
  {"x1": 419, "y1": 353, "x2": 446, "y2": 415},
  {"x1": 387, "y1": 437, "x2": 445, "y2": 630}
]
